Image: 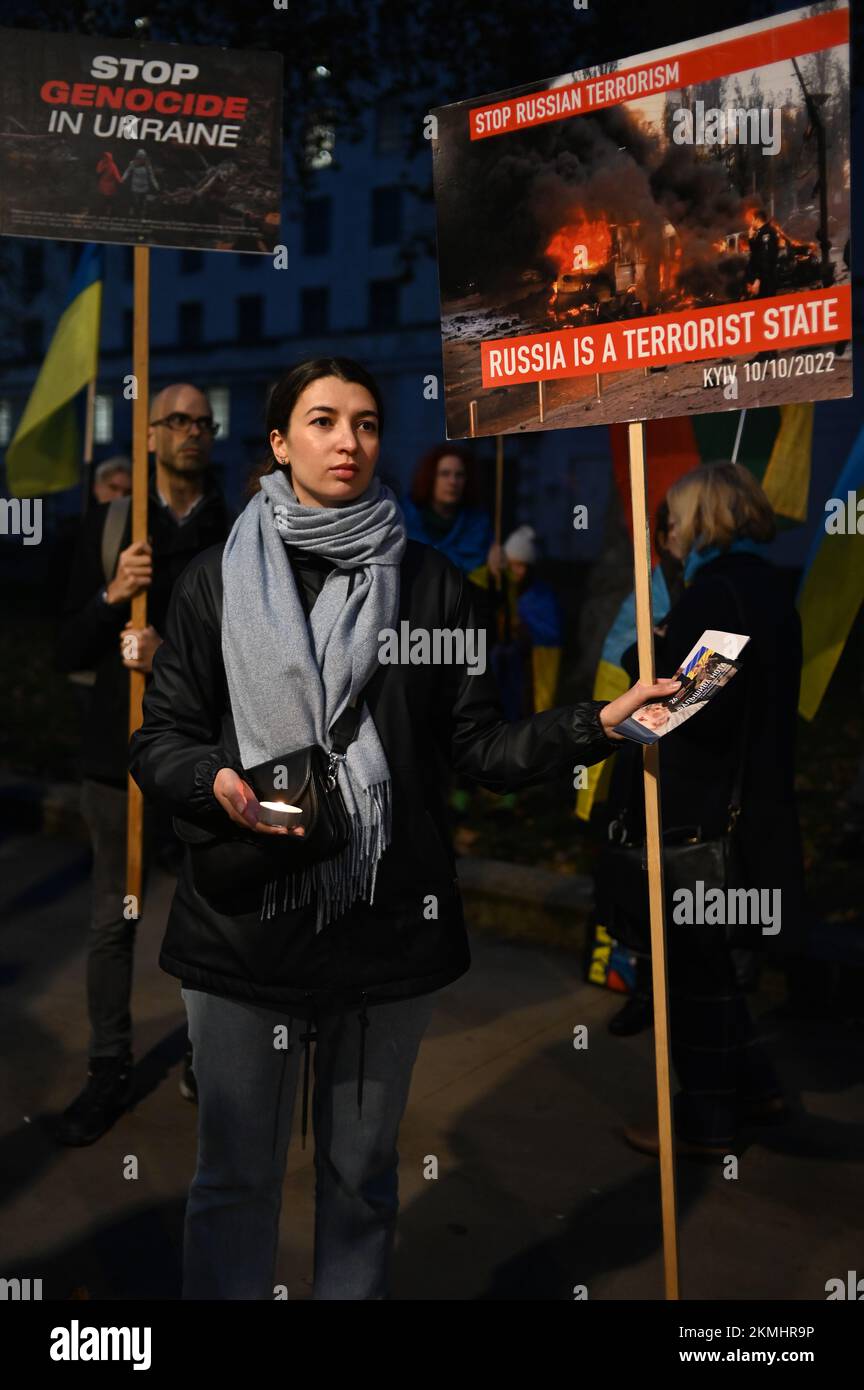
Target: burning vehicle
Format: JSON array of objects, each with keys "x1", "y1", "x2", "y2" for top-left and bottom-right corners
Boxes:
[
  {"x1": 547, "y1": 215, "x2": 680, "y2": 325},
  {"x1": 773, "y1": 226, "x2": 825, "y2": 289},
  {"x1": 715, "y1": 224, "x2": 823, "y2": 293},
  {"x1": 546, "y1": 208, "x2": 826, "y2": 326}
]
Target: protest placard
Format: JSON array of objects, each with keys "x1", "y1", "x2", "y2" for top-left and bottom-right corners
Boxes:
[
  {"x1": 431, "y1": 3, "x2": 851, "y2": 439},
  {"x1": 0, "y1": 29, "x2": 282, "y2": 251}
]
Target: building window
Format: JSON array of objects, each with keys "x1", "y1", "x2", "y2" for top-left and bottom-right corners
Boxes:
[
  {"x1": 236, "y1": 295, "x2": 263, "y2": 343},
  {"x1": 302, "y1": 197, "x2": 332, "y2": 256},
  {"x1": 94, "y1": 394, "x2": 114, "y2": 445},
  {"x1": 22, "y1": 244, "x2": 44, "y2": 298},
  {"x1": 20, "y1": 319, "x2": 42, "y2": 358},
  {"x1": 368, "y1": 279, "x2": 400, "y2": 330},
  {"x1": 300, "y1": 287, "x2": 330, "y2": 336},
  {"x1": 0, "y1": 399, "x2": 13, "y2": 445},
  {"x1": 180, "y1": 249, "x2": 204, "y2": 273},
  {"x1": 207, "y1": 386, "x2": 230, "y2": 440},
  {"x1": 375, "y1": 96, "x2": 404, "y2": 154},
  {"x1": 304, "y1": 120, "x2": 335, "y2": 170},
  {"x1": 371, "y1": 187, "x2": 403, "y2": 247},
  {"x1": 178, "y1": 301, "x2": 203, "y2": 346}
]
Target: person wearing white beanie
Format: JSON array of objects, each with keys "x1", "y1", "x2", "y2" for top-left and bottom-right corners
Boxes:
[
  {"x1": 489, "y1": 523, "x2": 564, "y2": 765},
  {"x1": 503, "y1": 525, "x2": 538, "y2": 567}
]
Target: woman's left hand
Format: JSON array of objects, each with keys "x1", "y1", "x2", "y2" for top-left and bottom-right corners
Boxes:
[
  {"x1": 121, "y1": 622, "x2": 163, "y2": 673},
  {"x1": 599, "y1": 677, "x2": 681, "y2": 740}
]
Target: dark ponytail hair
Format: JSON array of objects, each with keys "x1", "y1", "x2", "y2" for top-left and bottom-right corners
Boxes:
[{"x1": 245, "y1": 356, "x2": 385, "y2": 499}]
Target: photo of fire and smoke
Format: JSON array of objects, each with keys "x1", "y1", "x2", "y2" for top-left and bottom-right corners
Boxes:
[{"x1": 432, "y1": 9, "x2": 851, "y2": 438}]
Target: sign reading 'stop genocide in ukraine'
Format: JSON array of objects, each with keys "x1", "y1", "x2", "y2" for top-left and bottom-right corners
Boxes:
[
  {"x1": 430, "y1": 2, "x2": 852, "y2": 439},
  {"x1": 0, "y1": 29, "x2": 283, "y2": 253}
]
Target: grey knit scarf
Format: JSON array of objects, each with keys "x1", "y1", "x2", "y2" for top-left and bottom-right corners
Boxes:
[{"x1": 221, "y1": 467, "x2": 407, "y2": 930}]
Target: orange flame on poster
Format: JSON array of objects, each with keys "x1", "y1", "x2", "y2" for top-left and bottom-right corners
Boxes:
[{"x1": 545, "y1": 216, "x2": 611, "y2": 273}]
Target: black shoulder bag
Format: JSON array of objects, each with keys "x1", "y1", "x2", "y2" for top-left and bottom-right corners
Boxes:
[
  {"x1": 172, "y1": 697, "x2": 367, "y2": 916},
  {"x1": 596, "y1": 575, "x2": 753, "y2": 950}
]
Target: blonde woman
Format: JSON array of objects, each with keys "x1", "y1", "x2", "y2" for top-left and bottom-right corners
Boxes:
[{"x1": 611, "y1": 462, "x2": 804, "y2": 1157}]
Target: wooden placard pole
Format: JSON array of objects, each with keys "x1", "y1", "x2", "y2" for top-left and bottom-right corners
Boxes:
[
  {"x1": 626, "y1": 418, "x2": 681, "y2": 1300},
  {"x1": 126, "y1": 245, "x2": 150, "y2": 910}
]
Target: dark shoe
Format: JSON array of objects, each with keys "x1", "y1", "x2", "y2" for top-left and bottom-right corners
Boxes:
[
  {"x1": 608, "y1": 994, "x2": 653, "y2": 1036},
  {"x1": 621, "y1": 1120, "x2": 730, "y2": 1160},
  {"x1": 739, "y1": 1095, "x2": 790, "y2": 1126},
  {"x1": 55, "y1": 1054, "x2": 135, "y2": 1146},
  {"x1": 179, "y1": 1047, "x2": 197, "y2": 1104}
]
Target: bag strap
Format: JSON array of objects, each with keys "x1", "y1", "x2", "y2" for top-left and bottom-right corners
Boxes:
[
  {"x1": 101, "y1": 495, "x2": 131, "y2": 584},
  {"x1": 329, "y1": 700, "x2": 364, "y2": 755},
  {"x1": 708, "y1": 572, "x2": 751, "y2": 829}
]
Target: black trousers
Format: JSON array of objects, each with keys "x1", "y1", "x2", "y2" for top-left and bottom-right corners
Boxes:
[
  {"x1": 79, "y1": 778, "x2": 158, "y2": 1057},
  {"x1": 666, "y1": 921, "x2": 783, "y2": 1144}
]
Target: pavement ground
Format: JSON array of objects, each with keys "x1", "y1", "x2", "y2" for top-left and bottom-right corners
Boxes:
[{"x1": 0, "y1": 826, "x2": 862, "y2": 1302}]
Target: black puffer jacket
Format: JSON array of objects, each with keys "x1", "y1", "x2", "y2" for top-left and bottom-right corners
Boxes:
[{"x1": 129, "y1": 537, "x2": 618, "y2": 1126}]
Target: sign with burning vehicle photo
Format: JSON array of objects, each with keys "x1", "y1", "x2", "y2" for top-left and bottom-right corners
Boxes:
[{"x1": 430, "y1": 2, "x2": 851, "y2": 438}]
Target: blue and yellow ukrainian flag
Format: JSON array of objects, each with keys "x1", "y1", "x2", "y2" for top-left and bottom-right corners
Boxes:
[
  {"x1": 6, "y1": 243, "x2": 103, "y2": 497},
  {"x1": 798, "y1": 424, "x2": 864, "y2": 721},
  {"x1": 575, "y1": 566, "x2": 672, "y2": 822}
]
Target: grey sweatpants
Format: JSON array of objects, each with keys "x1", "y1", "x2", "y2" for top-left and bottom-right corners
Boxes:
[{"x1": 181, "y1": 985, "x2": 436, "y2": 1300}]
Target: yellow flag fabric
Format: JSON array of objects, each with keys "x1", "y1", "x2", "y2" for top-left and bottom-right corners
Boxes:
[
  {"x1": 798, "y1": 425, "x2": 864, "y2": 720},
  {"x1": 531, "y1": 646, "x2": 561, "y2": 713},
  {"x1": 575, "y1": 658, "x2": 631, "y2": 821},
  {"x1": 761, "y1": 402, "x2": 814, "y2": 524},
  {"x1": 6, "y1": 248, "x2": 102, "y2": 497},
  {"x1": 467, "y1": 562, "x2": 490, "y2": 587}
]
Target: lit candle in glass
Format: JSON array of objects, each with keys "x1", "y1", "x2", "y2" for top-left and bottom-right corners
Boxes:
[{"x1": 258, "y1": 800, "x2": 304, "y2": 829}]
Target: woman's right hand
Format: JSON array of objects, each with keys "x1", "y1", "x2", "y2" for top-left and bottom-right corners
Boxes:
[
  {"x1": 598, "y1": 677, "x2": 682, "y2": 740},
  {"x1": 213, "y1": 768, "x2": 306, "y2": 837}
]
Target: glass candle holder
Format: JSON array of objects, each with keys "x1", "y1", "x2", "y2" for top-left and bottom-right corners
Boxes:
[{"x1": 258, "y1": 800, "x2": 303, "y2": 829}]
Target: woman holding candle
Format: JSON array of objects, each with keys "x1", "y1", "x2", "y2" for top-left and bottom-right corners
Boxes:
[{"x1": 129, "y1": 355, "x2": 679, "y2": 1300}]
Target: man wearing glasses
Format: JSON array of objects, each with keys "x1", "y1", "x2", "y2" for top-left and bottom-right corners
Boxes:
[{"x1": 56, "y1": 383, "x2": 234, "y2": 1146}]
